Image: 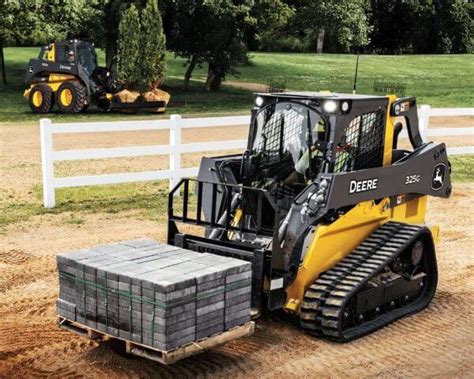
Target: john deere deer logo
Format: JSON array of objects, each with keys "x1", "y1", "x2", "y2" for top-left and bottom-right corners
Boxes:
[{"x1": 431, "y1": 163, "x2": 446, "y2": 191}]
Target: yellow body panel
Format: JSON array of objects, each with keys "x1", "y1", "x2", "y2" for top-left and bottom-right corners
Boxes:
[
  {"x1": 47, "y1": 44, "x2": 55, "y2": 62},
  {"x1": 47, "y1": 74, "x2": 77, "y2": 91},
  {"x1": 284, "y1": 94, "x2": 437, "y2": 314},
  {"x1": 23, "y1": 74, "x2": 78, "y2": 99},
  {"x1": 284, "y1": 199, "x2": 391, "y2": 312}
]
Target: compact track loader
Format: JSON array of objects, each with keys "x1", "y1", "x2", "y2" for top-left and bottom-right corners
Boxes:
[
  {"x1": 24, "y1": 39, "x2": 168, "y2": 114},
  {"x1": 167, "y1": 92, "x2": 451, "y2": 341}
]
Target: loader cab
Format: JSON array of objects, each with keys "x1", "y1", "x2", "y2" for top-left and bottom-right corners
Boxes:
[
  {"x1": 53, "y1": 40, "x2": 98, "y2": 75},
  {"x1": 246, "y1": 92, "x2": 390, "y2": 186}
]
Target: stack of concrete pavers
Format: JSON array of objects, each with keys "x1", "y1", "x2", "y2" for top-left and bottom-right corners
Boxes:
[{"x1": 56, "y1": 239, "x2": 252, "y2": 351}]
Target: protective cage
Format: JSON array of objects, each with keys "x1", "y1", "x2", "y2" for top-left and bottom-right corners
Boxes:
[
  {"x1": 168, "y1": 178, "x2": 281, "y2": 237},
  {"x1": 335, "y1": 109, "x2": 386, "y2": 172}
]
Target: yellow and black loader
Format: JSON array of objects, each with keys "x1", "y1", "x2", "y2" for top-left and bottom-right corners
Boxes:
[
  {"x1": 24, "y1": 39, "x2": 167, "y2": 114},
  {"x1": 167, "y1": 92, "x2": 451, "y2": 341}
]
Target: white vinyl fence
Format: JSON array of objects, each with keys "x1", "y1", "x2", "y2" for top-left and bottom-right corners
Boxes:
[
  {"x1": 40, "y1": 114, "x2": 250, "y2": 208},
  {"x1": 40, "y1": 107, "x2": 473, "y2": 208}
]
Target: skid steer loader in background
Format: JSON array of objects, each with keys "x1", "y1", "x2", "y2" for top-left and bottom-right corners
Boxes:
[
  {"x1": 167, "y1": 92, "x2": 451, "y2": 341},
  {"x1": 24, "y1": 39, "x2": 169, "y2": 114}
]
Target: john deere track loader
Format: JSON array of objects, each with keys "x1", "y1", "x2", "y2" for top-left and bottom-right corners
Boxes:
[
  {"x1": 24, "y1": 40, "x2": 168, "y2": 114},
  {"x1": 167, "y1": 92, "x2": 451, "y2": 341}
]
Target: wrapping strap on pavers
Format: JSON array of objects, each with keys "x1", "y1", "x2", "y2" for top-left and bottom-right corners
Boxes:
[
  {"x1": 151, "y1": 309, "x2": 156, "y2": 346},
  {"x1": 128, "y1": 276, "x2": 133, "y2": 335},
  {"x1": 105, "y1": 272, "x2": 109, "y2": 328},
  {"x1": 82, "y1": 266, "x2": 86, "y2": 320}
]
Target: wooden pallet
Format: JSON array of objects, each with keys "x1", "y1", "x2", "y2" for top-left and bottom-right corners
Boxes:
[{"x1": 57, "y1": 317, "x2": 255, "y2": 365}]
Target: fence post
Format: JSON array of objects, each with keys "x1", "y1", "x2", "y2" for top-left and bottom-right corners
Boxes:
[
  {"x1": 169, "y1": 114, "x2": 182, "y2": 193},
  {"x1": 418, "y1": 105, "x2": 431, "y2": 141},
  {"x1": 40, "y1": 118, "x2": 55, "y2": 208}
]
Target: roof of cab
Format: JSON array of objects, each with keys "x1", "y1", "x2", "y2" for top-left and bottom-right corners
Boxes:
[{"x1": 255, "y1": 92, "x2": 388, "y2": 101}]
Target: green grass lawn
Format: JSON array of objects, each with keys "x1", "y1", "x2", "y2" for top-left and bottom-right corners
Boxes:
[
  {"x1": 1, "y1": 47, "x2": 473, "y2": 123},
  {"x1": 236, "y1": 53, "x2": 474, "y2": 108}
]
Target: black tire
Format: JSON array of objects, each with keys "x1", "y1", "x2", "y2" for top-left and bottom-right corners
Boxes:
[
  {"x1": 57, "y1": 81, "x2": 88, "y2": 114},
  {"x1": 29, "y1": 84, "x2": 53, "y2": 114}
]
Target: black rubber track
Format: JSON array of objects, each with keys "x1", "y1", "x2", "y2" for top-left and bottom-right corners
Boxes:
[
  {"x1": 300, "y1": 221, "x2": 438, "y2": 342},
  {"x1": 29, "y1": 84, "x2": 53, "y2": 114},
  {"x1": 57, "y1": 81, "x2": 88, "y2": 114}
]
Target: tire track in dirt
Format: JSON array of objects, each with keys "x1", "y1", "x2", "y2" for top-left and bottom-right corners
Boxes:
[{"x1": 0, "y1": 249, "x2": 56, "y2": 292}]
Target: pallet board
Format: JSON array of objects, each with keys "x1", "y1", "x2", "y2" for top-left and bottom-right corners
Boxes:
[{"x1": 58, "y1": 317, "x2": 255, "y2": 365}]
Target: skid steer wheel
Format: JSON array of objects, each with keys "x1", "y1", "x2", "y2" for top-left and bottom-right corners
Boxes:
[
  {"x1": 29, "y1": 84, "x2": 53, "y2": 114},
  {"x1": 57, "y1": 81, "x2": 88, "y2": 113}
]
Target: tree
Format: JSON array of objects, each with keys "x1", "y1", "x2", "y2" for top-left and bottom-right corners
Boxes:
[
  {"x1": 369, "y1": 0, "x2": 472, "y2": 54},
  {"x1": 245, "y1": 0, "x2": 294, "y2": 51},
  {"x1": 433, "y1": 0, "x2": 472, "y2": 53},
  {"x1": 141, "y1": 0, "x2": 167, "y2": 89},
  {"x1": 298, "y1": 0, "x2": 372, "y2": 53},
  {"x1": 203, "y1": 1, "x2": 251, "y2": 91},
  {"x1": 116, "y1": 4, "x2": 142, "y2": 88},
  {"x1": 168, "y1": 0, "x2": 253, "y2": 91},
  {"x1": 370, "y1": 0, "x2": 434, "y2": 54}
]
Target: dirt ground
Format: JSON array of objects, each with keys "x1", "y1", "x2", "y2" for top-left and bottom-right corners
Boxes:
[{"x1": 0, "y1": 119, "x2": 473, "y2": 378}]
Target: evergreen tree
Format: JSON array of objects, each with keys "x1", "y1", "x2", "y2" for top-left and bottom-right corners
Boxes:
[
  {"x1": 116, "y1": 4, "x2": 142, "y2": 89},
  {"x1": 141, "y1": 0, "x2": 167, "y2": 89}
]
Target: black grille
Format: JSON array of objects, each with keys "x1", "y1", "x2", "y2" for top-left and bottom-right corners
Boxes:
[
  {"x1": 253, "y1": 105, "x2": 304, "y2": 165},
  {"x1": 335, "y1": 109, "x2": 386, "y2": 172}
]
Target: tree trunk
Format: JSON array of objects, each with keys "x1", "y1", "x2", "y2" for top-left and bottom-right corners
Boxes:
[
  {"x1": 206, "y1": 70, "x2": 223, "y2": 91},
  {"x1": 0, "y1": 38, "x2": 7, "y2": 86},
  {"x1": 105, "y1": 37, "x2": 117, "y2": 69},
  {"x1": 316, "y1": 28, "x2": 325, "y2": 54},
  {"x1": 184, "y1": 55, "x2": 197, "y2": 88}
]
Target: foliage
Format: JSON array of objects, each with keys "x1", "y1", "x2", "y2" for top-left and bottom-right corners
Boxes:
[
  {"x1": 259, "y1": 33, "x2": 310, "y2": 52},
  {"x1": 433, "y1": 0, "x2": 473, "y2": 53},
  {"x1": 370, "y1": 0, "x2": 473, "y2": 54},
  {"x1": 298, "y1": 0, "x2": 372, "y2": 52},
  {"x1": 140, "y1": 0, "x2": 167, "y2": 89},
  {"x1": 168, "y1": 0, "x2": 253, "y2": 91},
  {"x1": 245, "y1": 0, "x2": 294, "y2": 51},
  {"x1": 0, "y1": 0, "x2": 105, "y2": 46},
  {"x1": 116, "y1": 4, "x2": 142, "y2": 88}
]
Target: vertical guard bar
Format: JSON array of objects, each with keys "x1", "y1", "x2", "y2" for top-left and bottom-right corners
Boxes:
[
  {"x1": 225, "y1": 186, "x2": 232, "y2": 229},
  {"x1": 182, "y1": 179, "x2": 189, "y2": 222},
  {"x1": 211, "y1": 183, "x2": 217, "y2": 227},
  {"x1": 196, "y1": 181, "x2": 203, "y2": 223},
  {"x1": 256, "y1": 192, "x2": 263, "y2": 233}
]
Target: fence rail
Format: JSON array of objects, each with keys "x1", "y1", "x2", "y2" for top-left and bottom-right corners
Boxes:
[{"x1": 40, "y1": 107, "x2": 472, "y2": 208}]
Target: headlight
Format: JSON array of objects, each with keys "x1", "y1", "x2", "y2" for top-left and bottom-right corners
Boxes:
[
  {"x1": 255, "y1": 96, "x2": 264, "y2": 107},
  {"x1": 322, "y1": 100, "x2": 338, "y2": 113},
  {"x1": 394, "y1": 104, "x2": 401, "y2": 115},
  {"x1": 341, "y1": 101, "x2": 350, "y2": 113}
]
